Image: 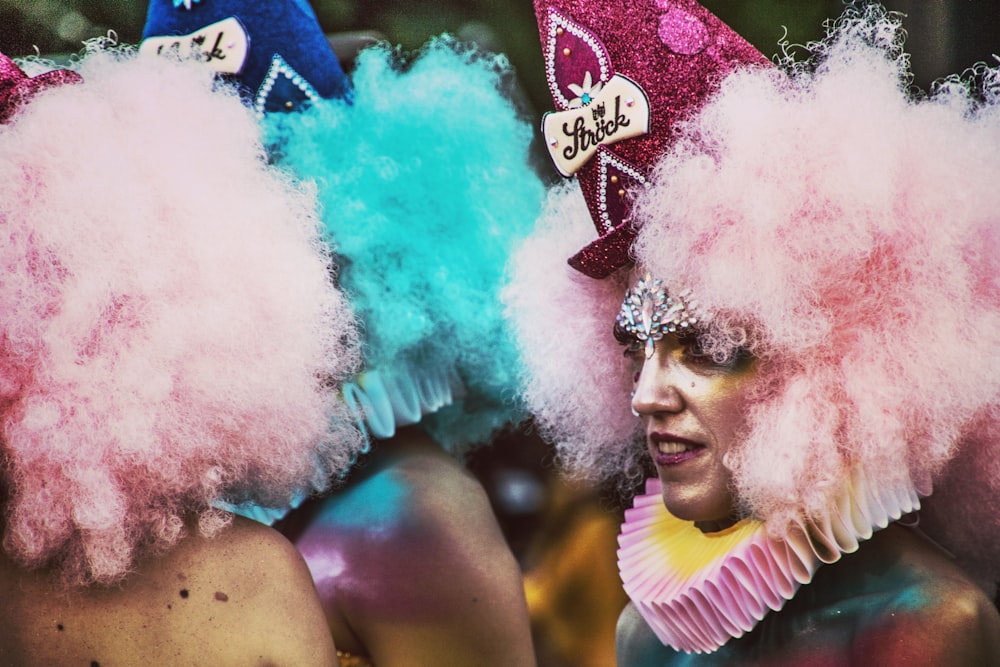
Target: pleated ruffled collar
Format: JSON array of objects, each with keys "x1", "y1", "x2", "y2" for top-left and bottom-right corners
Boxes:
[{"x1": 618, "y1": 471, "x2": 921, "y2": 653}]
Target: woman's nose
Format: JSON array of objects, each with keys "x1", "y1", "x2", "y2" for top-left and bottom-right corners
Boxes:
[{"x1": 631, "y1": 349, "x2": 684, "y2": 416}]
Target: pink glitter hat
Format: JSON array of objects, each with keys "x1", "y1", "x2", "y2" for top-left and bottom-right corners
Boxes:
[
  {"x1": 0, "y1": 51, "x2": 82, "y2": 124},
  {"x1": 533, "y1": 0, "x2": 769, "y2": 277}
]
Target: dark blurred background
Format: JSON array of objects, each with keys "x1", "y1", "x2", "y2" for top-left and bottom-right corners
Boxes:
[{"x1": 2, "y1": 0, "x2": 998, "y2": 135}]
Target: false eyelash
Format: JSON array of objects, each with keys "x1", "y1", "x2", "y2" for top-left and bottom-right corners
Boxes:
[{"x1": 613, "y1": 321, "x2": 635, "y2": 345}]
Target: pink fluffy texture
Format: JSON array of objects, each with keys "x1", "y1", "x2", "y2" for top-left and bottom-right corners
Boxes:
[
  {"x1": 0, "y1": 49, "x2": 361, "y2": 585},
  {"x1": 507, "y1": 12, "x2": 1000, "y2": 593},
  {"x1": 504, "y1": 182, "x2": 643, "y2": 480}
]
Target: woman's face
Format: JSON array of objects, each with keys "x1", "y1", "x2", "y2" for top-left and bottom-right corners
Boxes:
[{"x1": 626, "y1": 332, "x2": 759, "y2": 531}]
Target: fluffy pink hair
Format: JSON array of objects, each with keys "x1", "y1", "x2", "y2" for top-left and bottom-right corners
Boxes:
[
  {"x1": 505, "y1": 182, "x2": 641, "y2": 480},
  {"x1": 506, "y1": 9, "x2": 1000, "y2": 593},
  {"x1": 0, "y1": 47, "x2": 361, "y2": 585}
]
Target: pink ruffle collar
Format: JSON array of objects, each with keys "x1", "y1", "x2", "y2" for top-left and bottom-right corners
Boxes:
[{"x1": 618, "y1": 472, "x2": 921, "y2": 653}]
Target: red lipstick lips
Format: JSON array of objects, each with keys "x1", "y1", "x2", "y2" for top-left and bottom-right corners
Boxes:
[{"x1": 649, "y1": 432, "x2": 703, "y2": 466}]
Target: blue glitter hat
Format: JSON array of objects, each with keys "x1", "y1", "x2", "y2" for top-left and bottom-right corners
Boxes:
[{"x1": 141, "y1": 0, "x2": 349, "y2": 114}]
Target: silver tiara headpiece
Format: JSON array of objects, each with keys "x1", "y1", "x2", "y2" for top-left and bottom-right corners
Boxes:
[{"x1": 616, "y1": 273, "x2": 703, "y2": 359}]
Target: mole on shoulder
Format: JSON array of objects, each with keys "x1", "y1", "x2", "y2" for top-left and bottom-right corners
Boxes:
[
  {"x1": 91, "y1": 661, "x2": 100, "y2": 667},
  {"x1": 214, "y1": 591, "x2": 229, "y2": 602},
  {"x1": 56, "y1": 623, "x2": 64, "y2": 631},
  {"x1": 179, "y1": 588, "x2": 189, "y2": 599}
]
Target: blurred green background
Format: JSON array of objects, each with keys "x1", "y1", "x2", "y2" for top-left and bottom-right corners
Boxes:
[{"x1": 2, "y1": 0, "x2": 998, "y2": 129}]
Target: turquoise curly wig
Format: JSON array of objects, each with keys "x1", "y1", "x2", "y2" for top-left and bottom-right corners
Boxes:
[{"x1": 266, "y1": 37, "x2": 546, "y2": 452}]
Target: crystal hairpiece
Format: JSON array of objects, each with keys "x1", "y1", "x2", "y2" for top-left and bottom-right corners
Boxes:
[{"x1": 616, "y1": 273, "x2": 701, "y2": 359}]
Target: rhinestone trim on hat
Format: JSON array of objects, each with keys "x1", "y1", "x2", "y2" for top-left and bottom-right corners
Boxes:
[
  {"x1": 254, "y1": 53, "x2": 321, "y2": 117},
  {"x1": 544, "y1": 9, "x2": 612, "y2": 110},
  {"x1": 597, "y1": 150, "x2": 646, "y2": 234}
]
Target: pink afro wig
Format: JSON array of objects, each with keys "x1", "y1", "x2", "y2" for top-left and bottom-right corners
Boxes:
[
  {"x1": 0, "y1": 46, "x2": 361, "y2": 585},
  {"x1": 506, "y1": 8, "x2": 1000, "y2": 593}
]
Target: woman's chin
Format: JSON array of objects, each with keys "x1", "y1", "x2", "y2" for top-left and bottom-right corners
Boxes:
[{"x1": 658, "y1": 486, "x2": 734, "y2": 531}]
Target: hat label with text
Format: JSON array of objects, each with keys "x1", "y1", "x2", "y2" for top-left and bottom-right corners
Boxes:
[
  {"x1": 139, "y1": 16, "x2": 249, "y2": 74},
  {"x1": 542, "y1": 73, "x2": 650, "y2": 177}
]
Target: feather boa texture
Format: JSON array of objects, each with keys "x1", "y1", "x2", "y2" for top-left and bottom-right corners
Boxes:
[
  {"x1": 267, "y1": 37, "x2": 545, "y2": 452},
  {"x1": 0, "y1": 47, "x2": 362, "y2": 585},
  {"x1": 505, "y1": 7, "x2": 1000, "y2": 595}
]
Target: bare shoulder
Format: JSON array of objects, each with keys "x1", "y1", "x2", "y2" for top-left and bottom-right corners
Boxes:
[
  {"x1": 851, "y1": 527, "x2": 1000, "y2": 665},
  {"x1": 177, "y1": 515, "x2": 326, "y2": 605},
  {"x1": 616, "y1": 601, "x2": 651, "y2": 660},
  {"x1": 296, "y1": 432, "x2": 535, "y2": 666},
  {"x1": 190, "y1": 513, "x2": 312, "y2": 573},
  {"x1": 165, "y1": 516, "x2": 338, "y2": 666},
  {"x1": 856, "y1": 575, "x2": 1000, "y2": 664},
  {"x1": 380, "y1": 441, "x2": 501, "y2": 537},
  {"x1": 0, "y1": 517, "x2": 336, "y2": 667},
  {"x1": 616, "y1": 602, "x2": 681, "y2": 667},
  {"x1": 305, "y1": 430, "x2": 521, "y2": 581},
  {"x1": 301, "y1": 433, "x2": 514, "y2": 564}
]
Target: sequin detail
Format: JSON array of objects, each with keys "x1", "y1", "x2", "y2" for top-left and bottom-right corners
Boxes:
[
  {"x1": 544, "y1": 9, "x2": 612, "y2": 110},
  {"x1": 657, "y1": 6, "x2": 710, "y2": 55},
  {"x1": 616, "y1": 273, "x2": 700, "y2": 358},
  {"x1": 567, "y1": 222, "x2": 633, "y2": 277},
  {"x1": 532, "y1": 0, "x2": 772, "y2": 278},
  {"x1": 0, "y1": 53, "x2": 82, "y2": 124},
  {"x1": 595, "y1": 150, "x2": 646, "y2": 234}
]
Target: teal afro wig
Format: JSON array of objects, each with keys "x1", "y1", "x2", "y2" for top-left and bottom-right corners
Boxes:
[{"x1": 267, "y1": 37, "x2": 546, "y2": 451}]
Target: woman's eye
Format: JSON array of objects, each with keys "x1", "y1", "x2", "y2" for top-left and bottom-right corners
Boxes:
[
  {"x1": 683, "y1": 346, "x2": 714, "y2": 366},
  {"x1": 677, "y1": 334, "x2": 729, "y2": 369},
  {"x1": 677, "y1": 335, "x2": 709, "y2": 363},
  {"x1": 614, "y1": 323, "x2": 644, "y2": 360},
  {"x1": 622, "y1": 339, "x2": 643, "y2": 359},
  {"x1": 684, "y1": 342, "x2": 752, "y2": 371}
]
